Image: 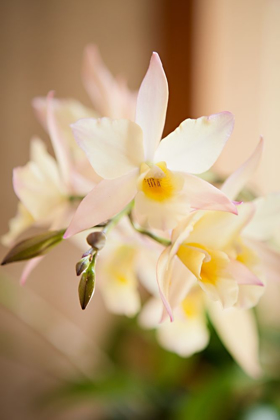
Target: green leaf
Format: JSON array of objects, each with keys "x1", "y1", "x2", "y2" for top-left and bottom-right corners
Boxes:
[
  {"x1": 78, "y1": 270, "x2": 95, "y2": 310},
  {"x1": 1, "y1": 230, "x2": 65, "y2": 265}
]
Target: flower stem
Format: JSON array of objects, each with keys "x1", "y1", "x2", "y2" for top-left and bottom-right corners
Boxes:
[{"x1": 128, "y1": 212, "x2": 171, "y2": 247}]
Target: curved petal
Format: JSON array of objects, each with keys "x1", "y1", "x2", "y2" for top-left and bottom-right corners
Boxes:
[
  {"x1": 13, "y1": 139, "x2": 66, "y2": 221},
  {"x1": 155, "y1": 112, "x2": 234, "y2": 174},
  {"x1": 71, "y1": 118, "x2": 144, "y2": 179},
  {"x1": 246, "y1": 239, "x2": 280, "y2": 283},
  {"x1": 135, "y1": 52, "x2": 168, "y2": 161},
  {"x1": 221, "y1": 137, "x2": 264, "y2": 200},
  {"x1": 64, "y1": 169, "x2": 138, "y2": 238},
  {"x1": 228, "y1": 260, "x2": 264, "y2": 286},
  {"x1": 82, "y1": 44, "x2": 137, "y2": 119},
  {"x1": 243, "y1": 193, "x2": 280, "y2": 242},
  {"x1": 46, "y1": 91, "x2": 72, "y2": 188},
  {"x1": 208, "y1": 302, "x2": 261, "y2": 378},
  {"x1": 182, "y1": 173, "x2": 238, "y2": 214},
  {"x1": 156, "y1": 249, "x2": 195, "y2": 322},
  {"x1": 187, "y1": 203, "x2": 255, "y2": 250}
]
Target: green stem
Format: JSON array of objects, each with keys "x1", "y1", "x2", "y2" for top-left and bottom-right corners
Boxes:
[
  {"x1": 102, "y1": 201, "x2": 134, "y2": 235},
  {"x1": 128, "y1": 212, "x2": 171, "y2": 247}
]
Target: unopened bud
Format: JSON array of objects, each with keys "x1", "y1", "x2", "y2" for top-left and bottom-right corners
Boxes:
[
  {"x1": 86, "y1": 231, "x2": 106, "y2": 251},
  {"x1": 78, "y1": 269, "x2": 95, "y2": 310},
  {"x1": 75, "y1": 257, "x2": 89, "y2": 276}
]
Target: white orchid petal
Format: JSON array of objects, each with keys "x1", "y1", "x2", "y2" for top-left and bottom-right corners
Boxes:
[
  {"x1": 71, "y1": 118, "x2": 144, "y2": 179},
  {"x1": 157, "y1": 316, "x2": 209, "y2": 357},
  {"x1": 246, "y1": 239, "x2": 280, "y2": 283},
  {"x1": 187, "y1": 203, "x2": 255, "y2": 250},
  {"x1": 135, "y1": 52, "x2": 168, "y2": 161},
  {"x1": 221, "y1": 138, "x2": 264, "y2": 200},
  {"x1": 64, "y1": 169, "x2": 138, "y2": 238},
  {"x1": 182, "y1": 173, "x2": 238, "y2": 214},
  {"x1": 13, "y1": 139, "x2": 66, "y2": 221},
  {"x1": 228, "y1": 260, "x2": 264, "y2": 286},
  {"x1": 208, "y1": 302, "x2": 261, "y2": 378},
  {"x1": 46, "y1": 91, "x2": 72, "y2": 187},
  {"x1": 155, "y1": 112, "x2": 234, "y2": 174},
  {"x1": 243, "y1": 193, "x2": 280, "y2": 242}
]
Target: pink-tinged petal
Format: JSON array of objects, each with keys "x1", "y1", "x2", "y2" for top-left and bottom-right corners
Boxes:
[
  {"x1": 156, "y1": 249, "x2": 195, "y2": 322},
  {"x1": 243, "y1": 193, "x2": 280, "y2": 241},
  {"x1": 208, "y1": 302, "x2": 261, "y2": 378},
  {"x1": 71, "y1": 118, "x2": 144, "y2": 179},
  {"x1": 221, "y1": 137, "x2": 264, "y2": 200},
  {"x1": 20, "y1": 256, "x2": 44, "y2": 285},
  {"x1": 187, "y1": 203, "x2": 255, "y2": 250},
  {"x1": 181, "y1": 173, "x2": 238, "y2": 214},
  {"x1": 228, "y1": 260, "x2": 264, "y2": 286},
  {"x1": 246, "y1": 239, "x2": 280, "y2": 283},
  {"x1": 157, "y1": 247, "x2": 174, "y2": 321},
  {"x1": 64, "y1": 169, "x2": 138, "y2": 238},
  {"x1": 155, "y1": 112, "x2": 234, "y2": 174},
  {"x1": 135, "y1": 52, "x2": 168, "y2": 161},
  {"x1": 82, "y1": 45, "x2": 117, "y2": 117},
  {"x1": 46, "y1": 91, "x2": 72, "y2": 189}
]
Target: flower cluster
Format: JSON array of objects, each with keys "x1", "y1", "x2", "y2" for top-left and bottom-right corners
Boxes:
[{"x1": 2, "y1": 46, "x2": 280, "y2": 377}]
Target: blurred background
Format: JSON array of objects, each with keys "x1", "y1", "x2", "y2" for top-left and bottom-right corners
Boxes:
[{"x1": 0, "y1": 0, "x2": 280, "y2": 419}]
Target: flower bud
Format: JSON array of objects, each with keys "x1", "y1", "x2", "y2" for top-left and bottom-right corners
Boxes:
[
  {"x1": 78, "y1": 269, "x2": 95, "y2": 310},
  {"x1": 86, "y1": 231, "x2": 106, "y2": 251},
  {"x1": 75, "y1": 257, "x2": 89, "y2": 276}
]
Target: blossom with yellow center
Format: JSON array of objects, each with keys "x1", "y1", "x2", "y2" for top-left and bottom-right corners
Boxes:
[{"x1": 64, "y1": 52, "x2": 238, "y2": 237}]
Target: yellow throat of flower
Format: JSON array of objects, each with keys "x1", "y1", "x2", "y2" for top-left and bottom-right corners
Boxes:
[{"x1": 139, "y1": 161, "x2": 183, "y2": 202}]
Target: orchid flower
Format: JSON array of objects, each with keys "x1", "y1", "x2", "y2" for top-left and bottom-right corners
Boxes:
[
  {"x1": 64, "y1": 52, "x2": 237, "y2": 237},
  {"x1": 139, "y1": 288, "x2": 261, "y2": 378},
  {"x1": 157, "y1": 139, "x2": 270, "y2": 322},
  {"x1": 1, "y1": 93, "x2": 101, "y2": 283}
]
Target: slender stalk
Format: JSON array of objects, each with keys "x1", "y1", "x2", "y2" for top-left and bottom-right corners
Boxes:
[
  {"x1": 102, "y1": 201, "x2": 135, "y2": 235},
  {"x1": 128, "y1": 212, "x2": 171, "y2": 247}
]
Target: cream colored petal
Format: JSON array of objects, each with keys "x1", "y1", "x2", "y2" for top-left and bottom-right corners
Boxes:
[
  {"x1": 221, "y1": 138, "x2": 264, "y2": 200},
  {"x1": 155, "y1": 112, "x2": 234, "y2": 174},
  {"x1": 157, "y1": 315, "x2": 209, "y2": 357},
  {"x1": 13, "y1": 139, "x2": 67, "y2": 221},
  {"x1": 187, "y1": 203, "x2": 255, "y2": 251},
  {"x1": 71, "y1": 118, "x2": 144, "y2": 179},
  {"x1": 208, "y1": 302, "x2": 261, "y2": 378},
  {"x1": 245, "y1": 239, "x2": 280, "y2": 283},
  {"x1": 82, "y1": 44, "x2": 137, "y2": 119},
  {"x1": 182, "y1": 173, "x2": 238, "y2": 214},
  {"x1": 134, "y1": 190, "x2": 191, "y2": 231},
  {"x1": 1, "y1": 203, "x2": 34, "y2": 246},
  {"x1": 135, "y1": 52, "x2": 168, "y2": 161},
  {"x1": 243, "y1": 193, "x2": 280, "y2": 242},
  {"x1": 64, "y1": 169, "x2": 138, "y2": 238}
]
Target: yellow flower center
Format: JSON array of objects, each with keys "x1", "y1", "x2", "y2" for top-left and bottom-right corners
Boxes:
[
  {"x1": 177, "y1": 243, "x2": 229, "y2": 286},
  {"x1": 140, "y1": 161, "x2": 183, "y2": 202}
]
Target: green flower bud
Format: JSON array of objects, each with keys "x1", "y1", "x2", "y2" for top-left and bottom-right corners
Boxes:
[
  {"x1": 78, "y1": 269, "x2": 95, "y2": 310},
  {"x1": 75, "y1": 257, "x2": 89, "y2": 276}
]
